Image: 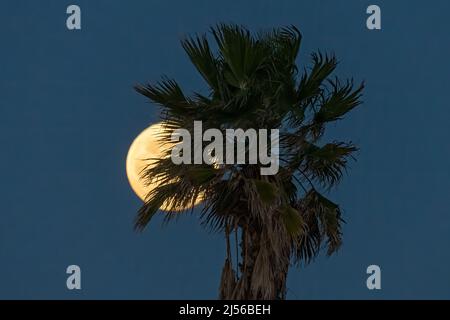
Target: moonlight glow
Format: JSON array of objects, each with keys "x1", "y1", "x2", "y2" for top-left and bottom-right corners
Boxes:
[{"x1": 126, "y1": 122, "x2": 203, "y2": 211}]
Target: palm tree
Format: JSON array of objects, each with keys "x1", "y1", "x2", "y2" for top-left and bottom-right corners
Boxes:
[{"x1": 134, "y1": 24, "x2": 364, "y2": 300}]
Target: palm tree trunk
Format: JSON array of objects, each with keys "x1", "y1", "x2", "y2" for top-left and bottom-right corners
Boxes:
[{"x1": 220, "y1": 222, "x2": 290, "y2": 300}]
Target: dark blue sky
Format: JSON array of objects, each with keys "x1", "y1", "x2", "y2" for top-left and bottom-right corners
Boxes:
[{"x1": 1, "y1": 0, "x2": 450, "y2": 299}]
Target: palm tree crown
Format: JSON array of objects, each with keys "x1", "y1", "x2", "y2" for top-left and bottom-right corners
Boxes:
[{"x1": 134, "y1": 24, "x2": 364, "y2": 300}]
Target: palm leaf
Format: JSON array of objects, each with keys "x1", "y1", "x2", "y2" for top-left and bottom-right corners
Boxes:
[
  {"x1": 303, "y1": 141, "x2": 357, "y2": 187},
  {"x1": 181, "y1": 35, "x2": 221, "y2": 92},
  {"x1": 314, "y1": 79, "x2": 364, "y2": 123}
]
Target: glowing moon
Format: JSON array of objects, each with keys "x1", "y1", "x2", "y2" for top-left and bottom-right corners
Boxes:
[{"x1": 126, "y1": 122, "x2": 203, "y2": 211}]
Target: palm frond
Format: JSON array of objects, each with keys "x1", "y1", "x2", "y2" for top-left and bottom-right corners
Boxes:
[
  {"x1": 303, "y1": 141, "x2": 358, "y2": 188},
  {"x1": 211, "y1": 24, "x2": 267, "y2": 87},
  {"x1": 293, "y1": 189, "x2": 344, "y2": 262},
  {"x1": 181, "y1": 34, "x2": 221, "y2": 92},
  {"x1": 134, "y1": 78, "x2": 196, "y2": 117},
  {"x1": 314, "y1": 79, "x2": 364, "y2": 123},
  {"x1": 297, "y1": 52, "x2": 337, "y2": 103}
]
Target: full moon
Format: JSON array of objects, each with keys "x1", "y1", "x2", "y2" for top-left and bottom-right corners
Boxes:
[{"x1": 126, "y1": 122, "x2": 203, "y2": 211}]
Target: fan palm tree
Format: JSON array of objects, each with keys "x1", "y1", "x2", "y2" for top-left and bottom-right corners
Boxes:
[{"x1": 134, "y1": 24, "x2": 364, "y2": 300}]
